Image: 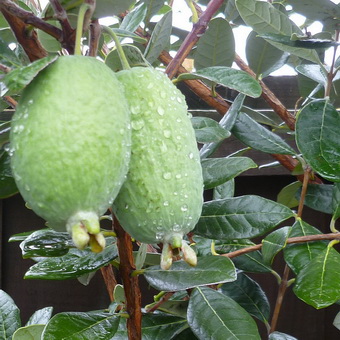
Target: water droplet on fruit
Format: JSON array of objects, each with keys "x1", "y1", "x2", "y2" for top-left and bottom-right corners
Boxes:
[
  {"x1": 177, "y1": 97, "x2": 183, "y2": 103},
  {"x1": 24, "y1": 184, "x2": 30, "y2": 191},
  {"x1": 125, "y1": 204, "x2": 129, "y2": 210},
  {"x1": 173, "y1": 191, "x2": 178, "y2": 196},
  {"x1": 131, "y1": 105, "x2": 140, "y2": 114},
  {"x1": 188, "y1": 152, "x2": 194, "y2": 159},
  {"x1": 28, "y1": 99, "x2": 34, "y2": 105},
  {"x1": 172, "y1": 224, "x2": 181, "y2": 232},
  {"x1": 175, "y1": 174, "x2": 182, "y2": 179},
  {"x1": 163, "y1": 172, "x2": 172, "y2": 180},
  {"x1": 163, "y1": 129, "x2": 171, "y2": 138},
  {"x1": 157, "y1": 107, "x2": 165, "y2": 116},
  {"x1": 147, "y1": 82, "x2": 154, "y2": 89},
  {"x1": 163, "y1": 201, "x2": 169, "y2": 207},
  {"x1": 160, "y1": 91, "x2": 166, "y2": 98},
  {"x1": 155, "y1": 232, "x2": 164, "y2": 241},
  {"x1": 131, "y1": 120, "x2": 144, "y2": 131},
  {"x1": 181, "y1": 204, "x2": 188, "y2": 212},
  {"x1": 176, "y1": 118, "x2": 182, "y2": 123}
]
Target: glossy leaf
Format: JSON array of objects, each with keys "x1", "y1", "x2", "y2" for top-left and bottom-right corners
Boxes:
[
  {"x1": 246, "y1": 30, "x2": 287, "y2": 77},
  {"x1": 277, "y1": 181, "x2": 302, "y2": 208},
  {"x1": 0, "y1": 150, "x2": 18, "y2": 198},
  {"x1": 13, "y1": 325, "x2": 44, "y2": 340},
  {"x1": 26, "y1": 307, "x2": 53, "y2": 326},
  {"x1": 93, "y1": 0, "x2": 135, "y2": 18},
  {"x1": 213, "y1": 179, "x2": 235, "y2": 200},
  {"x1": 0, "y1": 290, "x2": 21, "y2": 339},
  {"x1": 269, "y1": 332, "x2": 298, "y2": 340},
  {"x1": 191, "y1": 117, "x2": 230, "y2": 144},
  {"x1": 262, "y1": 227, "x2": 291, "y2": 265},
  {"x1": 3, "y1": 55, "x2": 57, "y2": 95},
  {"x1": 194, "y1": 17, "x2": 235, "y2": 70},
  {"x1": 333, "y1": 183, "x2": 340, "y2": 220},
  {"x1": 144, "y1": 10, "x2": 172, "y2": 64},
  {"x1": 296, "y1": 64, "x2": 329, "y2": 87},
  {"x1": 147, "y1": 300, "x2": 189, "y2": 318},
  {"x1": 144, "y1": 255, "x2": 236, "y2": 291},
  {"x1": 24, "y1": 243, "x2": 118, "y2": 280},
  {"x1": 0, "y1": 37, "x2": 21, "y2": 68},
  {"x1": 143, "y1": 0, "x2": 166, "y2": 27},
  {"x1": 177, "y1": 67, "x2": 261, "y2": 98},
  {"x1": 120, "y1": 3, "x2": 148, "y2": 33},
  {"x1": 200, "y1": 94, "x2": 245, "y2": 158},
  {"x1": 20, "y1": 229, "x2": 70, "y2": 258},
  {"x1": 201, "y1": 157, "x2": 257, "y2": 189},
  {"x1": 295, "y1": 99, "x2": 340, "y2": 182},
  {"x1": 188, "y1": 287, "x2": 261, "y2": 339},
  {"x1": 293, "y1": 246, "x2": 340, "y2": 309},
  {"x1": 284, "y1": 220, "x2": 328, "y2": 275},
  {"x1": 111, "y1": 28, "x2": 147, "y2": 44},
  {"x1": 195, "y1": 195, "x2": 294, "y2": 240},
  {"x1": 41, "y1": 312, "x2": 120, "y2": 339},
  {"x1": 231, "y1": 113, "x2": 297, "y2": 155},
  {"x1": 235, "y1": 0, "x2": 320, "y2": 64},
  {"x1": 334, "y1": 311, "x2": 340, "y2": 331},
  {"x1": 220, "y1": 272, "x2": 270, "y2": 323},
  {"x1": 37, "y1": 21, "x2": 61, "y2": 53}
]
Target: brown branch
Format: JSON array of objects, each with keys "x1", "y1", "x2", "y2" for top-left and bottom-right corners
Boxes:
[
  {"x1": 113, "y1": 216, "x2": 142, "y2": 340},
  {"x1": 145, "y1": 292, "x2": 174, "y2": 313},
  {"x1": 222, "y1": 233, "x2": 340, "y2": 259},
  {"x1": 165, "y1": 0, "x2": 225, "y2": 79},
  {"x1": 0, "y1": 63, "x2": 12, "y2": 73},
  {"x1": 100, "y1": 265, "x2": 117, "y2": 303},
  {"x1": 89, "y1": 19, "x2": 101, "y2": 57},
  {"x1": 3, "y1": 96, "x2": 17, "y2": 108}
]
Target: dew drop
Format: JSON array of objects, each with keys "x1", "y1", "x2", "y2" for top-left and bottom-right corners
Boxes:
[
  {"x1": 181, "y1": 204, "x2": 188, "y2": 212},
  {"x1": 160, "y1": 91, "x2": 166, "y2": 98},
  {"x1": 147, "y1": 82, "x2": 154, "y2": 89},
  {"x1": 177, "y1": 97, "x2": 183, "y2": 103},
  {"x1": 163, "y1": 172, "x2": 172, "y2": 180},
  {"x1": 188, "y1": 152, "x2": 194, "y2": 159},
  {"x1": 124, "y1": 204, "x2": 129, "y2": 210},
  {"x1": 175, "y1": 174, "x2": 182, "y2": 179},
  {"x1": 157, "y1": 107, "x2": 165, "y2": 116},
  {"x1": 163, "y1": 201, "x2": 169, "y2": 207},
  {"x1": 24, "y1": 184, "x2": 30, "y2": 192},
  {"x1": 163, "y1": 129, "x2": 171, "y2": 138},
  {"x1": 173, "y1": 192, "x2": 178, "y2": 196},
  {"x1": 155, "y1": 232, "x2": 164, "y2": 241},
  {"x1": 176, "y1": 118, "x2": 182, "y2": 123},
  {"x1": 131, "y1": 120, "x2": 144, "y2": 131},
  {"x1": 172, "y1": 224, "x2": 181, "y2": 232},
  {"x1": 28, "y1": 99, "x2": 34, "y2": 105}
]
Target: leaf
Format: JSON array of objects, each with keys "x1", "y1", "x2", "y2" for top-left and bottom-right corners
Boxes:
[
  {"x1": 269, "y1": 331, "x2": 298, "y2": 340},
  {"x1": 13, "y1": 325, "x2": 45, "y2": 340},
  {"x1": 111, "y1": 28, "x2": 147, "y2": 44},
  {"x1": 235, "y1": 0, "x2": 321, "y2": 64},
  {"x1": 37, "y1": 21, "x2": 62, "y2": 53},
  {"x1": 200, "y1": 94, "x2": 245, "y2": 158},
  {"x1": 112, "y1": 313, "x2": 187, "y2": 339},
  {"x1": 177, "y1": 67, "x2": 261, "y2": 98},
  {"x1": 20, "y1": 230, "x2": 71, "y2": 258},
  {"x1": 26, "y1": 307, "x2": 53, "y2": 326},
  {"x1": 246, "y1": 30, "x2": 288, "y2": 77},
  {"x1": 333, "y1": 183, "x2": 340, "y2": 220},
  {"x1": 93, "y1": 0, "x2": 135, "y2": 18},
  {"x1": 0, "y1": 37, "x2": 21, "y2": 68},
  {"x1": 3, "y1": 56, "x2": 57, "y2": 95},
  {"x1": 262, "y1": 227, "x2": 291, "y2": 265},
  {"x1": 284, "y1": 220, "x2": 328, "y2": 275},
  {"x1": 295, "y1": 99, "x2": 340, "y2": 182},
  {"x1": 219, "y1": 272, "x2": 270, "y2": 324},
  {"x1": 194, "y1": 17, "x2": 235, "y2": 70},
  {"x1": 0, "y1": 290, "x2": 21, "y2": 339},
  {"x1": 296, "y1": 64, "x2": 328, "y2": 87},
  {"x1": 213, "y1": 179, "x2": 235, "y2": 200},
  {"x1": 277, "y1": 181, "x2": 302, "y2": 208},
  {"x1": 24, "y1": 243, "x2": 118, "y2": 280},
  {"x1": 144, "y1": 10, "x2": 172, "y2": 64},
  {"x1": 105, "y1": 45, "x2": 150, "y2": 72},
  {"x1": 143, "y1": 0, "x2": 166, "y2": 27},
  {"x1": 144, "y1": 255, "x2": 236, "y2": 291},
  {"x1": 195, "y1": 195, "x2": 294, "y2": 240},
  {"x1": 201, "y1": 157, "x2": 257, "y2": 189},
  {"x1": 297, "y1": 183, "x2": 333, "y2": 214},
  {"x1": 187, "y1": 287, "x2": 261, "y2": 339},
  {"x1": 41, "y1": 312, "x2": 120, "y2": 340},
  {"x1": 231, "y1": 113, "x2": 297, "y2": 155},
  {"x1": 293, "y1": 245, "x2": 340, "y2": 309},
  {"x1": 0, "y1": 150, "x2": 18, "y2": 198},
  {"x1": 334, "y1": 311, "x2": 340, "y2": 331},
  {"x1": 147, "y1": 300, "x2": 189, "y2": 318},
  {"x1": 120, "y1": 3, "x2": 148, "y2": 33},
  {"x1": 191, "y1": 117, "x2": 230, "y2": 144}
]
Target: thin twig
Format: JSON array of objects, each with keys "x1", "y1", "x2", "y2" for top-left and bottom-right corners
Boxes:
[
  {"x1": 89, "y1": 19, "x2": 101, "y2": 57},
  {"x1": 3, "y1": 96, "x2": 18, "y2": 109},
  {"x1": 145, "y1": 292, "x2": 174, "y2": 313},
  {"x1": 100, "y1": 265, "x2": 117, "y2": 303}
]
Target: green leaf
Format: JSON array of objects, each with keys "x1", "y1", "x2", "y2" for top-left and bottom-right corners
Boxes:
[
  {"x1": 41, "y1": 312, "x2": 120, "y2": 340},
  {"x1": 3, "y1": 56, "x2": 57, "y2": 95},
  {"x1": 333, "y1": 183, "x2": 340, "y2": 220},
  {"x1": 262, "y1": 227, "x2": 291, "y2": 265},
  {"x1": 269, "y1": 331, "x2": 298, "y2": 340},
  {"x1": 144, "y1": 256, "x2": 236, "y2": 291},
  {"x1": 195, "y1": 195, "x2": 294, "y2": 240},
  {"x1": 293, "y1": 245, "x2": 340, "y2": 309},
  {"x1": 105, "y1": 45, "x2": 150, "y2": 72},
  {"x1": 147, "y1": 300, "x2": 188, "y2": 318},
  {"x1": 235, "y1": 0, "x2": 321, "y2": 64},
  {"x1": 144, "y1": 10, "x2": 172, "y2": 64},
  {"x1": 188, "y1": 287, "x2": 261, "y2": 339},
  {"x1": 120, "y1": 3, "x2": 148, "y2": 33},
  {"x1": 0, "y1": 290, "x2": 21, "y2": 339},
  {"x1": 277, "y1": 181, "x2": 302, "y2": 208},
  {"x1": 246, "y1": 30, "x2": 287, "y2": 77},
  {"x1": 220, "y1": 272, "x2": 270, "y2": 324},
  {"x1": 26, "y1": 307, "x2": 53, "y2": 326},
  {"x1": 191, "y1": 117, "x2": 230, "y2": 144},
  {"x1": 194, "y1": 17, "x2": 235, "y2": 70},
  {"x1": 296, "y1": 64, "x2": 328, "y2": 87},
  {"x1": 334, "y1": 311, "x2": 340, "y2": 331},
  {"x1": 295, "y1": 99, "x2": 340, "y2": 182},
  {"x1": 143, "y1": 0, "x2": 166, "y2": 27},
  {"x1": 213, "y1": 179, "x2": 235, "y2": 200},
  {"x1": 20, "y1": 230, "x2": 70, "y2": 258},
  {"x1": 297, "y1": 183, "x2": 333, "y2": 214},
  {"x1": 0, "y1": 150, "x2": 18, "y2": 199},
  {"x1": 231, "y1": 113, "x2": 297, "y2": 155},
  {"x1": 200, "y1": 94, "x2": 245, "y2": 158},
  {"x1": 93, "y1": 0, "x2": 135, "y2": 18},
  {"x1": 37, "y1": 21, "x2": 62, "y2": 53},
  {"x1": 0, "y1": 37, "x2": 21, "y2": 68},
  {"x1": 13, "y1": 325, "x2": 45, "y2": 340},
  {"x1": 201, "y1": 157, "x2": 257, "y2": 189},
  {"x1": 24, "y1": 243, "x2": 118, "y2": 280},
  {"x1": 177, "y1": 67, "x2": 262, "y2": 98},
  {"x1": 284, "y1": 219, "x2": 328, "y2": 275},
  {"x1": 111, "y1": 28, "x2": 147, "y2": 44}
]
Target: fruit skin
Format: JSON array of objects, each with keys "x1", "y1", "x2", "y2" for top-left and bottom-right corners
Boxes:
[
  {"x1": 10, "y1": 55, "x2": 131, "y2": 246},
  {"x1": 113, "y1": 67, "x2": 203, "y2": 257}
]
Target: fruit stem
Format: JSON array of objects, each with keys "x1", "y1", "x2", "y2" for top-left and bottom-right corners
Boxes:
[
  {"x1": 101, "y1": 26, "x2": 131, "y2": 70},
  {"x1": 75, "y1": 3, "x2": 91, "y2": 56}
]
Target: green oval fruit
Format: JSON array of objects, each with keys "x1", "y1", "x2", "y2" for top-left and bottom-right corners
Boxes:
[
  {"x1": 10, "y1": 55, "x2": 131, "y2": 250},
  {"x1": 113, "y1": 67, "x2": 203, "y2": 268}
]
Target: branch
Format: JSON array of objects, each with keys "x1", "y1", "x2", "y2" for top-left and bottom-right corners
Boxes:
[
  {"x1": 222, "y1": 233, "x2": 340, "y2": 259},
  {"x1": 100, "y1": 265, "x2": 117, "y2": 303},
  {"x1": 113, "y1": 216, "x2": 142, "y2": 340},
  {"x1": 165, "y1": 0, "x2": 225, "y2": 79}
]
